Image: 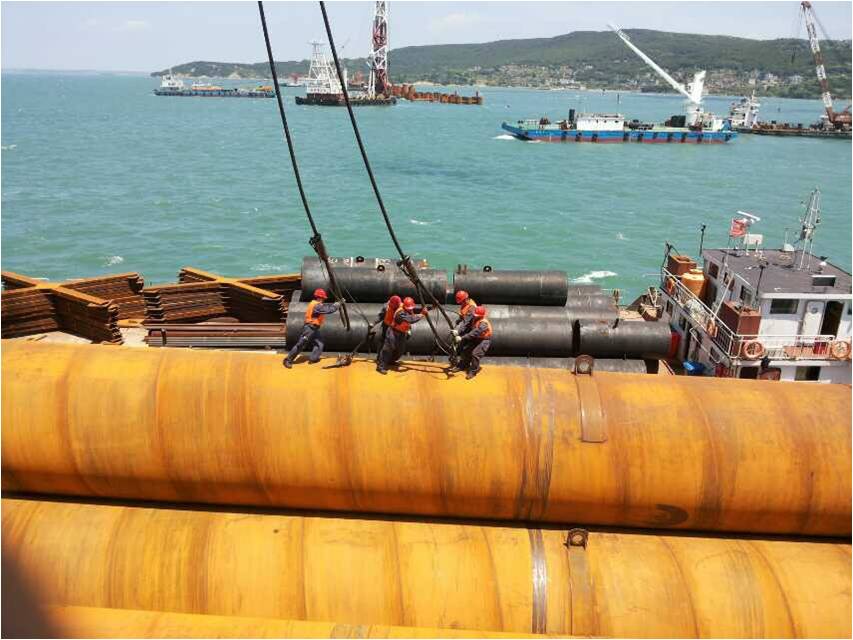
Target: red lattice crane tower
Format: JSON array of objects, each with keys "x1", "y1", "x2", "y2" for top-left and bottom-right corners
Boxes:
[
  {"x1": 367, "y1": 1, "x2": 390, "y2": 98},
  {"x1": 800, "y1": 1, "x2": 851, "y2": 129}
]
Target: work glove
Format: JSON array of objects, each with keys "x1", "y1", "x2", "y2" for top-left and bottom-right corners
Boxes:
[
  {"x1": 334, "y1": 301, "x2": 342, "y2": 309},
  {"x1": 451, "y1": 330, "x2": 459, "y2": 337},
  {"x1": 453, "y1": 335, "x2": 462, "y2": 345}
]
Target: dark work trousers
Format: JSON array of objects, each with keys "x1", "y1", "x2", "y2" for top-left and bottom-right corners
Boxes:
[
  {"x1": 285, "y1": 324, "x2": 324, "y2": 364},
  {"x1": 459, "y1": 339, "x2": 491, "y2": 374},
  {"x1": 378, "y1": 328, "x2": 408, "y2": 371},
  {"x1": 375, "y1": 323, "x2": 390, "y2": 359}
]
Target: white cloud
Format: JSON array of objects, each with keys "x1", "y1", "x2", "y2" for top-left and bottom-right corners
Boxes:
[
  {"x1": 82, "y1": 18, "x2": 99, "y2": 29},
  {"x1": 429, "y1": 12, "x2": 482, "y2": 34},
  {"x1": 114, "y1": 20, "x2": 151, "y2": 32}
]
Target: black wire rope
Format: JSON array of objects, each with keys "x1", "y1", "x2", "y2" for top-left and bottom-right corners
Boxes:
[
  {"x1": 318, "y1": 1, "x2": 458, "y2": 362},
  {"x1": 257, "y1": 0, "x2": 351, "y2": 330}
]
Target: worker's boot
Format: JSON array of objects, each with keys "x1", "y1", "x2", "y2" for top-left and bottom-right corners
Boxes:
[
  {"x1": 284, "y1": 359, "x2": 293, "y2": 369},
  {"x1": 466, "y1": 369, "x2": 479, "y2": 380},
  {"x1": 376, "y1": 367, "x2": 388, "y2": 375}
]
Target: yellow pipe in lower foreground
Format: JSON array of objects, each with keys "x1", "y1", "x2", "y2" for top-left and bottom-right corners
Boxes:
[
  {"x1": 43, "y1": 606, "x2": 551, "y2": 638},
  {"x1": 3, "y1": 498, "x2": 850, "y2": 638},
  {"x1": 2, "y1": 341, "x2": 850, "y2": 536}
]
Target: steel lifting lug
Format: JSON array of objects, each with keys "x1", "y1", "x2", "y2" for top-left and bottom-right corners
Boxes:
[
  {"x1": 566, "y1": 528, "x2": 589, "y2": 549},
  {"x1": 573, "y1": 354, "x2": 595, "y2": 375}
]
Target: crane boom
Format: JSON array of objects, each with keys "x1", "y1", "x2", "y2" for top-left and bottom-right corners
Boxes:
[
  {"x1": 800, "y1": 1, "x2": 835, "y2": 118},
  {"x1": 608, "y1": 24, "x2": 697, "y2": 104}
]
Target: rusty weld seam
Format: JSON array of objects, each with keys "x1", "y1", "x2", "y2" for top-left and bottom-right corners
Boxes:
[{"x1": 528, "y1": 528, "x2": 548, "y2": 634}]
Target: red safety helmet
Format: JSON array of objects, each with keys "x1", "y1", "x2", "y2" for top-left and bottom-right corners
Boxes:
[
  {"x1": 474, "y1": 305, "x2": 487, "y2": 318},
  {"x1": 455, "y1": 290, "x2": 469, "y2": 304},
  {"x1": 402, "y1": 296, "x2": 416, "y2": 311},
  {"x1": 389, "y1": 295, "x2": 402, "y2": 307},
  {"x1": 313, "y1": 288, "x2": 328, "y2": 300}
]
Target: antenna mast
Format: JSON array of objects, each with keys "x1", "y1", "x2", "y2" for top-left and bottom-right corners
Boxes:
[
  {"x1": 797, "y1": 188, "x2": 822, "y2": 270},
  {"x1": 367, "y1": 1, "x2": 390, "y2": 98}
]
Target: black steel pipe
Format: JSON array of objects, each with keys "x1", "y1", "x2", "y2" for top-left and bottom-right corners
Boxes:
[
  {"x1": 577, "y1": 320, "x2": 674, "y2": 359},
  {"x1": 287, "y1": 300, "x2": 575, "y2": 357},
  {"x1": 452, "y1": 270, "x2": 568, "y2": 306},
  {"x1": 301, "y1": 257, "x2": 448, "y2": 303},
  {"x1": 567, "y1": 284, "x2": 603, "y2": 296},
  {"x1": 564, "y1": 295, "x2": 617, "y2": 311}
]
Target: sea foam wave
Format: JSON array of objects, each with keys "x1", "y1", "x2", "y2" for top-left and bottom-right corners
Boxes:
[
  {"x1": 251, "y1": 263, "x2": 286, "y2": 272},
  {"x1": 410, "y1": 219, "x2": 439, "y2": 226},
  {"x1": 1, "y1": 144, "x2": 17, "y2": 151},
  {"x1": 572, "y1": 270, "x2": 617, "y2": 284},
  {"x1": 104, "y1": 255, "x2": 124, "y2": 266},
  {"x1": 492, "y1": 134, "x2": 515, "y2": 140}
]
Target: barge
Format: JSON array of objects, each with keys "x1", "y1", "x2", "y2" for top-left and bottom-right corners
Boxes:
[
  {"x1": 153, "y1": 72, "x2": 274, "y2": 98},
  {"x1": 502, "y1": 110, "x2": 736, "y2": 143}
]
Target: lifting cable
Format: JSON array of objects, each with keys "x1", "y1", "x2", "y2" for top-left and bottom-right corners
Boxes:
[
  {"x1": 318, "y1": 1, "x2": 458, "y2": 362},
  {"x1": 257, "y1": 1, "x2": 351, "y2": 330}
]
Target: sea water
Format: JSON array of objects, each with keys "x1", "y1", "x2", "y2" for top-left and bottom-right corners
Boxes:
[{"x1": 2, "y1": 72, "x2": 850, "y2": 300}]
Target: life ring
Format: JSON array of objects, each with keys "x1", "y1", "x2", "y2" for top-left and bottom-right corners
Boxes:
[
  {"x1": 829, "y1": 340, "x2": 851, "y2": 360},
  {"x1": 664, "y1": 277, "x2": 676, "y2": 294},
  {"x1": 705, "y1": 318, "x2": 718, "y2": 338},
  {"x1": 741, "y1": 340, "x2": 765, "y2": 360}
]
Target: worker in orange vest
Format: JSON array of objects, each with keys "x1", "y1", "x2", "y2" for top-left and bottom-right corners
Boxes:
[
  {"x1": 451, "y1": 305, "x2": 492, "y2": 379},
  {"x1": 377, "y1": 296, "x2": 428, "y2": 375},
  {"x1": 375, "y1": 294, "x2": 402, "y2": 354},
  {"x1": 284, "y1": 288, "x2": 340, "y2": 369},
  {"x1": 452, "y1": 290, "x2": 477, "y2": 338}
]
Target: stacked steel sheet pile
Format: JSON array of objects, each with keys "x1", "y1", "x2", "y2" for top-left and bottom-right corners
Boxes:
[
  {"x1": 2, "y1": 338, "x2": 851, "y2": 638},
  {"x1": 143, "y1": 267, "x2": 294, "y2": 346},
  {"x1": 0, "y1": 271, "x2": 130, "y2": 343}
]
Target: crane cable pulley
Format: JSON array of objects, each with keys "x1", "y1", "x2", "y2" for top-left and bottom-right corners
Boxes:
[
  {"x1": 257, "y1": 1, "x2": 350, "y2": 330},
  {"x1": 318, "y1": 1, "x2": 458, "y2": 365}
]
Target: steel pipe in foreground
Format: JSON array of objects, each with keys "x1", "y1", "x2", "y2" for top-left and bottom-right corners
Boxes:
[
  {"x1": 42, "y1": 606, "x2": 546, "y2": 638},
  {"x1": 3, "y1": 498, "x2": 850, "y2": 638},
  {"x1": 2, "y1": 341, "x2": 850, "y2": 536},
  {"x1": 578, "y1": 319, "x2": 674, "y2": 359}
]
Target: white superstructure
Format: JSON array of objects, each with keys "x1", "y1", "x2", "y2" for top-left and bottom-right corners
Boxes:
[
  {"x1": 729, "y1": 91, "x2": 761, "y2": 128},
  {"x1": 658, "y1": 189, "x2": 852, "y2": 384},
  {"x1": 159, "y1": 70, "x2": 185, "y2": 90},
  {"x1": 575, "y1": 113, "x2": 625, "y2": 131}
]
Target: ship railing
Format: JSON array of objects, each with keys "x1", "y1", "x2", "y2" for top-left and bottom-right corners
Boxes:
[{"x1": 661, "y1": 269, "x2": 844, "y2": 361}]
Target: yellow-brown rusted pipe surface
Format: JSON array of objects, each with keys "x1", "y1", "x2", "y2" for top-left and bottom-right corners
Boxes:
[
  {"x1": 2, "y1": 341, "x2": 850, "y2": 536},
  {"x1": 3, "y1": 498, "x2": 850, "y2": 638},
  {"x1": 43, "y1": 606, "x2": 552, "y2": 638}
]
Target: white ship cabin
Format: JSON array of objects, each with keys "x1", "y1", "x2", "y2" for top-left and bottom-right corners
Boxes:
[
  {"x1": 660, "y1": 246, "x2": 852, "y2": 383},
  {"x1": 575, "y1": 113, "x2": 625, "y2": 131}
]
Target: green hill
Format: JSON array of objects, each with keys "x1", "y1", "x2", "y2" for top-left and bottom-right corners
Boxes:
[{"x1": 152, "y1": 29, "x2": 852, "y2": 99}]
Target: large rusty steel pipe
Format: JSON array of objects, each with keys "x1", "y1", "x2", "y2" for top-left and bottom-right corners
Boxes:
[
  {"x1": 3, "y1": 498, "x2": 850, "y2": 638},
  {"x1": 300, "y1": 257, "x2": 448, "y2": 303},
  {"x1": 452, "y1": 270, "x2": 568, "y2": 306},
  {"x1": 43, "y1": 606, "x2": 548, "y2": 638},
  {"x1": 2, "y1": 341, "x2": 850, "y2": 536}
]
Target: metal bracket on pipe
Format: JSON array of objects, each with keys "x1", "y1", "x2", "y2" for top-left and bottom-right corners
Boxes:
[
  {"x1": 564, "y1": 527, "x2": 597, "y2": 636},
  {"x1": 573, "y1": 356, "x2": 607, "y2": 443}
]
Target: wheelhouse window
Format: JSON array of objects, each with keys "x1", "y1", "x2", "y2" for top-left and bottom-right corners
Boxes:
[
  {"x1": 770, "y1": 299, "x2": 799, "y2": 315},
  {"x1": 707, "y1": 263, "x2": 719, "y2": 279}
]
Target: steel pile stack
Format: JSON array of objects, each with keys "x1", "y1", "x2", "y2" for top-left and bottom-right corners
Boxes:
[
  {"x1": 2, "y1": 338, "x2": 851, "y2": 638},
  {"x1": 0, "y1": 271, "x2": 131, "y2": 343}
]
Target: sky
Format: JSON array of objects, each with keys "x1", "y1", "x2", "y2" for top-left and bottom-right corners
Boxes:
[{"x1": 2, "y1": 1, "x2": 852, "y2": 73}]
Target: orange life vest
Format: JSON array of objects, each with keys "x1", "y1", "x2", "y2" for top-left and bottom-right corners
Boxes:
[
  {"x1": 391, "y1": 307, "x2": 413, "y2": 333},
  {"x1": 472, "y1": 318, "x2": 493, "y2": 340},
  {"x1": 460, "y1": 298, "x2": 477, "y2": 319},
  {"x1": 383, "y1": 302, "x2": 402, "y2": 326},
  {"x1": 304, "y1": 300, "x2": 325, "y2": 327}
]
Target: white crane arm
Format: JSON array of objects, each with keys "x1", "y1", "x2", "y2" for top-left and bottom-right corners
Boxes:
[{"x1": 608, "y1": 24, "x2": 697, "y2": 104}]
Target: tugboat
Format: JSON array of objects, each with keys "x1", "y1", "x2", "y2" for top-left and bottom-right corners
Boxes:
[
  {"x1": 651, "y1": 188, "x2": 852, "y2": 383},
  {"x1": 154, "y1": 71, "x2": 274, "y2": 98}
]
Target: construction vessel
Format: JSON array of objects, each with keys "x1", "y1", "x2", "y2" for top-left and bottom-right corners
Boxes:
[
  {"x1": 296, "y1": 2, "x2": 395, "y2": 106},
  {"x1": 154, "y1": 71, "x2": 274, "y2": 98},
  {"x1": 732, "y1": 2, "x2": 851, "y2": 139},
  {"x1": 503, "y1": 26, "x2": 734, "y2": 143},
  {"x1": 651, "y1": 189, "x2": 852, "y2": 382}
]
